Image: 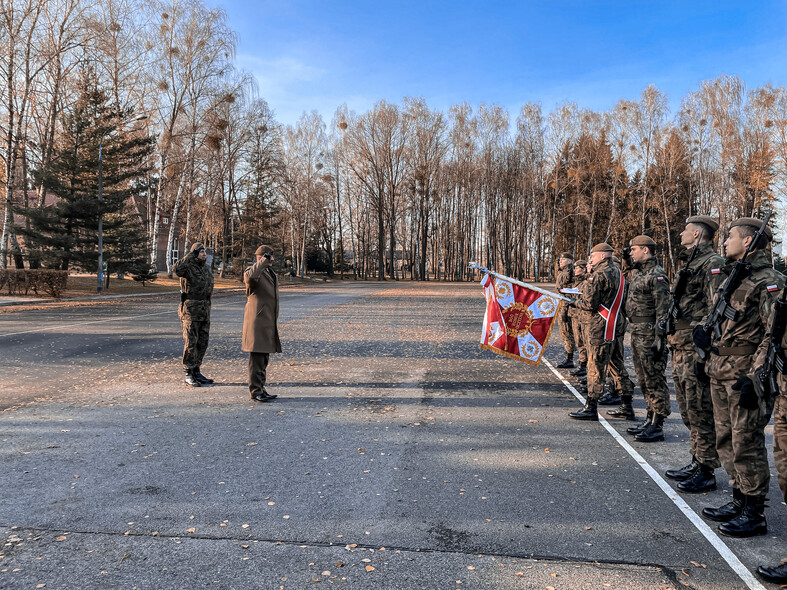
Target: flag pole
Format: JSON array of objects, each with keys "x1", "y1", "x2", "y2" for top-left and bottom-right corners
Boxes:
[{"x1": 468, "y1": 262, "x2": 572, "y2": 302}]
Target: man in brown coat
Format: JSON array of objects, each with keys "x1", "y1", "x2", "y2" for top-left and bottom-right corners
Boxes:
[{"x1": 243, "y1": 245, "x2": 282, "y2": 402}]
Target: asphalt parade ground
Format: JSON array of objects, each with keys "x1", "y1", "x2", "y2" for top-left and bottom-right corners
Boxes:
[{"x1": 1, "y1": 281, "x2": 785, "y2": 590}]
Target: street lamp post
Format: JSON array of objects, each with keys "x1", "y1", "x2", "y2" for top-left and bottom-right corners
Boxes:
[{"x1": 97, "y1": 113, "x2": 147, "y2": 293}]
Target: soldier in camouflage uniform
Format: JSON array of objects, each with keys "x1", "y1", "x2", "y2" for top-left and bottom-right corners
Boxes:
[
  {"x1": 567, "y1": 243, "x2": 627, "y2": 421},
  {"x1": 175, "y1": 242, "x2": 215, "y2": 387},
  {"x1": 601, "y1": 255, "x2": 635, "y2": 410},
  {"x1": 664, "y1": 216, "x2": 726, "y2": 494},
  {"x1": 694, "y1": 217, "x2": 785, "y2": 538},
  {"x1": 556, "y1": 252, "x2": 576, "y2": 368},
  {"x1": 754, "y1": 285, "x2": 787, "y2": 583},
  {"x1": 620, "y1": 235, "x2": 671, "y2": 442},
  {"x1": 569, "y1": 260, "x2": 588, "y2": 377}
]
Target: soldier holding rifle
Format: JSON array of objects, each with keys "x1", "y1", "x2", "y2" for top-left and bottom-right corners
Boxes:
[
  {"x1": 663, "y1": 216, "x2": 725, "y2": 493},
  {"x1": 692, "y1": 216, "x2": 784, "y2": 538}
]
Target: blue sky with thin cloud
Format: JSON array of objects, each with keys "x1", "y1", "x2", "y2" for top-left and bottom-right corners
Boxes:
[{"x1": 218, "y1": 0, "x2": 787, "y2": 127}]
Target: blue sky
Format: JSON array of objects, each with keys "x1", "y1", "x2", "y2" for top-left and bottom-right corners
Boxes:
[{"x1": 216, "y1": 0, "x2": 787, "y2": 127}]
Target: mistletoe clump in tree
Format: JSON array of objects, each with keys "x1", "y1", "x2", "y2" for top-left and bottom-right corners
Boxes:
[{"x1": 18, "y1": 70, "x2": 155, "y2": 286}]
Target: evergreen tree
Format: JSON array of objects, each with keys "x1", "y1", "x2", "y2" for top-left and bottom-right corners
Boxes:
[{"x1": 17, "y1": 70, "x2": 155, "y2": 279}]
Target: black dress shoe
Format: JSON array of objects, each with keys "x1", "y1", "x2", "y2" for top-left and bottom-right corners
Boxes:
[
  {"x1": 677, "y1": 464, "x2": 716, "y2": 493},
  {"x1": 193, "y1": 368, "x2": 214, "y2": 385},
  {"x1": 665, "y1": 458, "x2": 699, "y2": 481},
  {"x1": 251, "y1": 391, "x2": 278, "y2": 402},
  {"x1": 757, "y1": 563, "x2": 787, "y2": 584}
]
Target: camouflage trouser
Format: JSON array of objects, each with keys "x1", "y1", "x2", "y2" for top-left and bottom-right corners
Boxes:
[
  {"x1": 774, "y1": 395, "x2": 787, "y2": 503},
  {"x1": 571, "y1": 315, "x2": 587, "y2": 364},
  {"x1": 671, "y1": 347, "x2": 720, "y2": 468},
  {"x1": 182, "y1": 318, "x2": 210, "y2": 369},
  {"x1": 710, "y1": 378, "x2": 774, "y2": 496},
  {"x1": 631, "y1": 334, "x2": 670, "y2": 417},
  {"x1": 558, "y1": 307, "x2": 575, "y2": 355},
  {"x1": 586, "y1": 341, "x2": 612, "y2": 400},
  {"x1": 607, "y1": 335, "x2": 634, "y2": 397}
]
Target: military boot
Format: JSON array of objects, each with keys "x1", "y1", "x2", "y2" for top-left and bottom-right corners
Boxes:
[
  {"x1": 576, "y1": 384, "x2": 588, "y2": 395},
  {"x1": 184, "y1": 369, "x2": 201, "y2": 387},
  {"x1": 677, "y1": 463, "x2": 716, "y2": 493},
  {"x1": 577, "y1": 376, "x2": 587, "y2": 385},
  {"x1": 570, "y1": 362, "x2": 587, "y2": 377},
  {"x1": 665, "y1": 457, "x2": 699, "y2": 481},
  {"x1": 635, "y1": 414, "x2": 665, "y2": 442},
  {"x1": 718, "y1": 495, "x2": 767, "y2": 538},
  {"x1": 193, "y1": 367, "x2": 214, "y2": 385},
  {"x1": 702, "y1": 488, "x2": 744, "y2": 522},
  {"x1": 557, "y1": 352, "x2": 575, "y2": 369},
  {"x1": 626, "y1": 411, "x2": 652, "y2": 435},
  {"x1": 597, "y1": 385, "x2": 622, "y2": 405},
  {"x1": 757, "y1": 563, "x2": 787, "y2": 584},
  {"x1": 569, "y1": 399, "x2": 598, "y2": 421},
  {"x1": 606, "y1": 397, "x2": 636, "y2": 420}
]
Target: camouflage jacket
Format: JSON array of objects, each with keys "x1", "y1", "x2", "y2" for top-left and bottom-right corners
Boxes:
[
  {"x1": 556, "y1": 266, "x2": 574, "y2": 290},
  {"x1": 574, "y1": 257, "x2": 626, "y2": 344},
  {"x1": 625, "y1": 257, "x2": 670, "y2": 339},
  {"x1": 568, "y1": 275, "x2": 587, "y2": 319},
  {"x1": 706, "y1": 249, "x2": 785, "y2": 381},
  {"x1": 667, "y1": 242, "x2": 726, "y2": 350},
  {"x1": 757, "y1": 288, "x2": 787, "y2": 395},
  {"x1": 174, "y1": 254, "x2": 214, "y2": 321}
]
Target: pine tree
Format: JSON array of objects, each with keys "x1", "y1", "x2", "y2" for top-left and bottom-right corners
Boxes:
[{"x1": 17, "y1": 69, "x2": 155, "y2": 281}]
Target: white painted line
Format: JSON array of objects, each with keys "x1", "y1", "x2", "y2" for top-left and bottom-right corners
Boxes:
[{"x1": 543, "y1": 358, "x2": 767, "y2": 590}]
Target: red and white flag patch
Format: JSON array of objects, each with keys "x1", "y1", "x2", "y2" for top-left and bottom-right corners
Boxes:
[
  {"x1": 767, "y1": 284, "x2": 780, "y2": 292},
  {"x1": 711, "y1": 268, "x2": 721, "y2": 274},
  {"x1": 656, "y1": 276, "x2": 665, "y2": 281}
]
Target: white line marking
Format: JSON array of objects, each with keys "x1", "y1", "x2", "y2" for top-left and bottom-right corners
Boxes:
[{"x1": 543, "y1": 358, "x2": 767, "y2": 590}]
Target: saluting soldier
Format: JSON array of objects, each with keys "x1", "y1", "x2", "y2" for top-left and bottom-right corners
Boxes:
[
  {"x1": 567, "y1": 243, "x2": 627, "y2": 421},
  {"x1": 568, "y1": 260, "x2": 588, "y2": 378},
  {"x1": 174, "y1": 242, "x2": 215, "y2": 387},
  {"x1": 664, "y1": 216, "x2": 726, "y2": 493},
  {"x1": 556, "y1": 252, "x2": 576, "y2": 368},
  {"x1": 693, "y1": 217, "x2": 785, "y2": 538},
  {"x1": 620, "y1": 235, "x2": 671, "y2": 442}
]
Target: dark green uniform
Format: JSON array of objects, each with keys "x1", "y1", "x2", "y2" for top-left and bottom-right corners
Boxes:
[{"x1": 175, "y1": 245, "x2": 214, "y2": 371}]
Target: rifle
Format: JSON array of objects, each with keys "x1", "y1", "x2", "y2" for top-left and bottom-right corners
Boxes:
[
  {"x1": 696, "y1": 213, "x2": 772, "y2": 361},
  {"x1": 661, "y1": 228, "x2": 704, "y2": 336},
  {"x1": 754, "y1": 287, "x2": 787, "y2": 401}
]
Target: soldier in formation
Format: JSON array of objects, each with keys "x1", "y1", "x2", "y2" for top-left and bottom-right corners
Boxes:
[
  {"x1": 174, "y1": 242, "x2": 215, "y2": 387},
  {"x1": 568, "y1": 259, "x2": 588, "y2": 378},
  {"x1": 664, "y1": 216, "x2": 725, "y2": 493},
  {"x1": 556, "y1": 252, "x2": 576, "y2": 368}
]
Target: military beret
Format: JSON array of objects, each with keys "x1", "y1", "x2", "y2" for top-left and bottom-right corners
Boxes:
[
  {"x1": 729, "y1": 217, "x2": 773, "y2": 242},
  {"x1": 686, "y1": 215, "x2": 719, "y2": 233},
  {"x1": 630, "y1": 235, "x2": 656, "y2": 247},
  {"x1": 574, "y1": 259, "x2": 587, "y2": 267},
  {"x1": 559, "y1": 252, "x2": 573, "y2": 260},
  {"x1": 590, "y1": 242, "x2": 614, "y2": 253},
  {"x1": 255, "y1": 245, "x2": 274, "y2": 256},
  {"x1": 190, "y1": 242, "x2": 205, "y2": 253}
]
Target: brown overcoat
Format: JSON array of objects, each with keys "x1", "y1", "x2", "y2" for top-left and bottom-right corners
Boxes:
[{"x1": 242, "y1": 259, "x2": 282, "y2": 353}]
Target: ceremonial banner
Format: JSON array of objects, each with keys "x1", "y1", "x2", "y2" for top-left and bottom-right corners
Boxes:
[{"x1": 479, "y1": 271, "x2": 564, "y2": 366}]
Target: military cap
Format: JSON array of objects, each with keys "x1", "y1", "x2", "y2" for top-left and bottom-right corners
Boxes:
[
  {"x1": 559, "y1": 252, "x2": 574, "y2": 260},
  {"x1": 255, "y1": 244, "x2": 274, "y2": 256},
  {"x1": 629, "y1": 235, "x2": 656, "y2": 247},
  {"x1": 574, "y1": 259, "x2": 587, "y2": 267},
  {"x1": 590, "y1": 242, "x2": 614, "y2": 253},
  {"x1": 190, "y1": 242, "x2": 205, "y2": 253},
  {"x1": 686, "y1": 215, "x2": 719, "y2": 233},
  {"x1": 729, "y1": 217, "x2": 773, "y2": 242}
]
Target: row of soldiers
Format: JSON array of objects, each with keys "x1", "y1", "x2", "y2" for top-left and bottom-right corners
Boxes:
[{"x1": 555, "y1": 215, "x2": 787, "y2": 584}]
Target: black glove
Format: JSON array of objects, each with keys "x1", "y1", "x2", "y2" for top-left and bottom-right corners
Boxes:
[
  {"x1": 651, "y1": 340, "x2": 665, "y2": 361},
  {"x1": 692, "y1": 325, "x2": 712, "y2": 350},
  {"x1": 733, "y1": 376, "x2": 759, "y2": 409},
  {"x1": 622, "y1": 246, "x2": 632, "y2": 264},
  {"x1": 695, "y1": 361, "x2": 710, "y2": 384}
]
